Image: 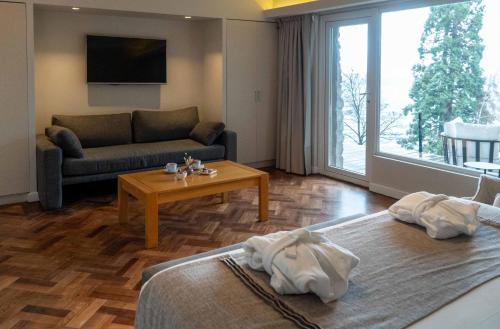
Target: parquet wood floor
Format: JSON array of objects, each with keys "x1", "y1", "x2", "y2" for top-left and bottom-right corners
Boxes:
[{"x1": 0, "y1": 169, "x2": 395, "y2": 328}]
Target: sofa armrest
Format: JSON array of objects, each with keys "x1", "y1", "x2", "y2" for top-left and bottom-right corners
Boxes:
[
  {"x1": 36, "y1": 134, "x2": 63, "y2": 209},
  {"x1": 215, "y1": 130, "x2": 237, "y2": 162}
]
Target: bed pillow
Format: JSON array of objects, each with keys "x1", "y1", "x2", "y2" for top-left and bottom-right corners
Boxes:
[
  {"x1": 493, "y1": 193, "x2": 500, "y2": 208},
  {"x1": 477, "y1": 202, "x2": 500, "y2": 225},
  {"x1": 472, "y1": 175, "x2": 500, "y2": 205},
  {"x1": 189, "y1": 122, "x2": 225, "y2": 146},
  {"x1": 46, "y1": 125, "x2": 84, "y2": 158}
]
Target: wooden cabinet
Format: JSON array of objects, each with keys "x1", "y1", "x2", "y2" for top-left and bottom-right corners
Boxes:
[
  {"x1": 0, "y1": 2, "x2": 30, "y2": 197},
  {"x1": 226, "y1": 20, "x2": 278, "y2": 165}
]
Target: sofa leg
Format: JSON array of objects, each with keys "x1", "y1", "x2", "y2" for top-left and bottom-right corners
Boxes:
[{"x1": 38, "y1": 184, "x2": 63, "y2": 210}]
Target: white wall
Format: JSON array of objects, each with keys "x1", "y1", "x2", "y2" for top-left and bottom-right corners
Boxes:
[
  {"x1": 200, "y1": 19, "x2": 224, "y2": 122},
  {"x1": 370, "y1": 156, "x2": 479, "y2": 199},
  {"x1": 34, "y1": 9, "x2": 220, "y2": 133},
  {"x1": 226, "y1": 20, "x2": 278, "y2": 165},
  {"x1": 0, "y1": 0, "x2": 37, "y2": 205},
  {"x1": 0, "y1": 2, "x2": 30, "y2": 197},
  {"x1": 35, "y1": 0, "x2": 266, "y2": 20}
]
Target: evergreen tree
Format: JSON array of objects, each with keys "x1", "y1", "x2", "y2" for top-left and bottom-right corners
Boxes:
[{"x1": 399, "y1": 0, "x2": 487, "y2": 154}]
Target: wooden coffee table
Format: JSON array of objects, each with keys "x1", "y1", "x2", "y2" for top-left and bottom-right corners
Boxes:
[{"x1": 117, "y1": 160, "x2": 269, "y2": 248}]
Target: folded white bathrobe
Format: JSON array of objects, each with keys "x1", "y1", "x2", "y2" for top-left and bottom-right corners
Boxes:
[
  {"x1": 389, "y1": 191, "x2": 480, "y2": 239},
  {"x1": 243, "y1": 228, "x2": 359, "y2": 303}
]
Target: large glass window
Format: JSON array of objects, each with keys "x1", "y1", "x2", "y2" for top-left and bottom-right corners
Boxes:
[
  {"x1": 379, "y1": 0, "x2": 500, "y2": 174},
  {"x1": 327, "y1": 22, "x2": 369, "y2": 176}
]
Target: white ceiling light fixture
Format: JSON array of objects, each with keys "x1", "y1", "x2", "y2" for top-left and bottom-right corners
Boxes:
[
  {"x1": 72, "y1": 7, "x2": 80, "y2": 11},
  {"x1": 184, "y1": 16, "x2": 192, "y2": 19}
]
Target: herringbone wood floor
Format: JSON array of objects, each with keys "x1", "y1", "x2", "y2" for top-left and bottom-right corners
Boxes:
[{"x1": 0, "y1": 169, "x2": 394, "y2": 329}]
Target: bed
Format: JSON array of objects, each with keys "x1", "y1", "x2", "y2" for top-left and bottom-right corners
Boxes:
[{"x1": 136, "y1": 210, "x2": 500, "y2": 329}]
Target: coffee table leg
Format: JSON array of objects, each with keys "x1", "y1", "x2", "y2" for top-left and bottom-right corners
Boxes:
[
  {"x1": 221, "y1": 192, "x2": 229, "y2": 203},
  {"x1": 258, "y1": 174, "x2": 269, "y2": 222},
  {"x1": 118, "y1": 179, "x2": 129, "y2": 224},
  {"x1": 145, "y1": 194, "x2": 159, "y2": 249}
]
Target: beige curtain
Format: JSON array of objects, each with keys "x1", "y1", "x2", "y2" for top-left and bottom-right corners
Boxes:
[{"x1": 276, "y1": 15, "x2": 318, "y2": 175}]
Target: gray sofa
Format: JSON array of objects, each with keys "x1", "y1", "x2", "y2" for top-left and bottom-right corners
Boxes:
[{"x1": 36, "y1": 107, "x2": 236, "y2": 210}]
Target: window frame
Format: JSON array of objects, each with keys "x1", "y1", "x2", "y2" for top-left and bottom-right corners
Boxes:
[{"x1": 373, "y1": 0, "x2": 490, "y2": 178}]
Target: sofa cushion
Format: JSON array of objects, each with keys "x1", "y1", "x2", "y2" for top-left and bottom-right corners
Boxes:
[
  {"x1": 493, "y1": 193, "x2": 500, "y2": 208},
  {"x1": 455, "y1": 122, "x2": 500, "y2": 141},
  {"x1": 52, "y1": 113, "x2": 132, "y2": 148},
  {"x1": 132, "y1": 107, "x2": 199, "y2": 143},
  {"x1": 62, "y1": 139, "x2": 225, "y2": 176},
  {"x1": 45, "y1": 125, "x2": 84, "y2": 158},
  {"x1": 190, "y1": 122, "x2": 226, "y2": 146}
]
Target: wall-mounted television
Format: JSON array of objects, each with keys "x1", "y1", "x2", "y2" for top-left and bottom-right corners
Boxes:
[{"x1": 86, "y1": 35, "x2": 167, "y2": 84}]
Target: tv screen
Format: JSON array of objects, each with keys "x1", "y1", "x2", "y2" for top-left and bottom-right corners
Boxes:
[{"x1": 87, "y1": 35, "x2": 167, "y2": 84}]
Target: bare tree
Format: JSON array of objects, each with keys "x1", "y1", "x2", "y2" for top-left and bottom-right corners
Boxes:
[
  {"x1": 342, "y1": 70, "x2": 400, "y2": 145},
  {"x1": 379, "y1": 109, "x2": 401, "y2": 140},
  {"x1": 342, "y1": 71, "x2": 366, "y2": 145}
]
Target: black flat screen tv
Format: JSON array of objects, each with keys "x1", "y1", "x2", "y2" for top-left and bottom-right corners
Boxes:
[{"x1": 87, "y1": 35, "x2": 167, "y2": 84}]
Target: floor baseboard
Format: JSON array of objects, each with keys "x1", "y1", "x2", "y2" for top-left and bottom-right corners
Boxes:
[
  {"x1": 245, "y1": 160, "x2": 276, "y2": 169},
  {"x1": 0, "y1": 191, "x2": 38, "y2": 206},
  {"x1": 369, "y1": 183, "x2": 407, "y2": 199},
  {"x1": 27, "y1": 191, "x2": 39, "y2": 202}
]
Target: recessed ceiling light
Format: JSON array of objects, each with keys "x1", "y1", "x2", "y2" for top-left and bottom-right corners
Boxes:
[
  {"x1": 72, "y1": 7, "x2": 80, "y2": 11},
  {"x1": 185, "y1": 16, "x2": 192, "y2": 19}
]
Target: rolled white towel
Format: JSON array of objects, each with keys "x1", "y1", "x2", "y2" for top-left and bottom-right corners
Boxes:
[
  {"x1": 389, "y1": 191, "x2": 479, "y2": 239},
  {"x1": 244, "y1": 228, "x2": 359, "y2": 303}
]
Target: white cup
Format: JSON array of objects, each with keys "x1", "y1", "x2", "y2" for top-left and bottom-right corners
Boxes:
[
  {"x1": 193, "y1": 159, "x2": 202, "y2": 169},
  {"x1": 165, "y1": 163, "x2": 177, "y2": 173}
]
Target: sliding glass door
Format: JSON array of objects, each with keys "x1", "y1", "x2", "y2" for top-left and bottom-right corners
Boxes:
[
  {"x1": 317, "y1": 0, "x2": 499, "y2": 187},
  {"x1": 321, "y1": 12, "x2": 376, "y2": 182}
]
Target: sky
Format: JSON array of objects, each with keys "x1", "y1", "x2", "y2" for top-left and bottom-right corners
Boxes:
[{"x1": 336, "y1": 0, "x2": 500, "y2": 125}]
